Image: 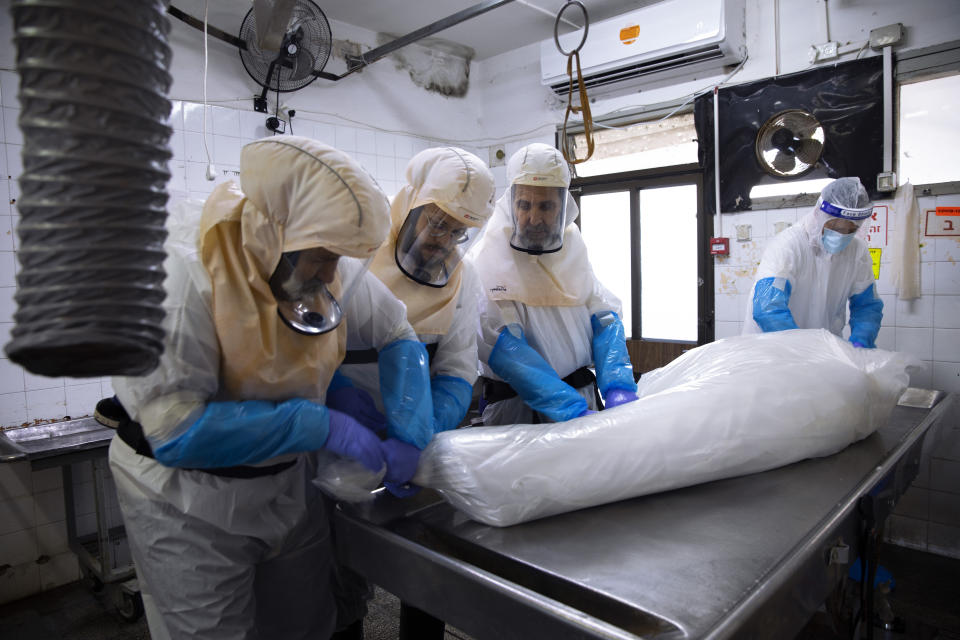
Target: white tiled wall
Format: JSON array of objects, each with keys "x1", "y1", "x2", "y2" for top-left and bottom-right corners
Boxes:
[{"x1": 714, "y1": 197, "x2": 960, "y2": 558}]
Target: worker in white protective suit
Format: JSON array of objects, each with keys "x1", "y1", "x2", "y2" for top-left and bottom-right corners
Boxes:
[
  {"x1": 743, "y1": 177, "x2": 883, "y2": 347},
  {"x1": 325, "y1": 147, "x2": 495, "y2": 639},
  {"x1": 468, "y1": 143, "x2": 638, "y2": 426},
  {"x1": 108, "y1": 137, "x2": 431, "y2": 640}
]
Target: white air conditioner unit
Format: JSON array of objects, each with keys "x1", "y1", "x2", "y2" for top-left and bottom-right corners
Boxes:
[{"x1": 541, "y1": 0, "x2": 746, "y2": 97}]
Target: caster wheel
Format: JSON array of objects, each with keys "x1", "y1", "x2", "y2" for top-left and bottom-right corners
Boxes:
[{"x1": 115, "y1": 590, "x2": 144, "y2": 622}]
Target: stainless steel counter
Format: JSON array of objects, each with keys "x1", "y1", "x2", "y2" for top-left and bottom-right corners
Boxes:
[
  {"x1": 0, "y1": 416, "x2": 114, "y2": 469},
  {"x1": 333, "y1": 391, "x2": 957, "y2": 640}
]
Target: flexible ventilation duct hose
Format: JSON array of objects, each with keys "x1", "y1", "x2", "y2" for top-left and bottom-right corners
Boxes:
[{"x1": 5, "y1": 0, "x2": 173, "y2": 377}]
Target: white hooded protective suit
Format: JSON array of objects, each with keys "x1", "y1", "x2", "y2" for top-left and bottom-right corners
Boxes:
[
  {"x1": 108, "y1": 137, "x2": 409, "y2": 640},
  {"x1": 469, "y1": 143, "x2": 622, "y2": 426}
]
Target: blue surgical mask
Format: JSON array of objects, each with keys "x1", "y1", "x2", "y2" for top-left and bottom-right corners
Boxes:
[{"x1": 822, "y1": 228, "x2": 855, "y2": 254}]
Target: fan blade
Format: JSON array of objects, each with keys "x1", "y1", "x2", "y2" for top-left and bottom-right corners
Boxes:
[
  {"x1": 253, "y1": 0, "x2": 297, "y2": 52},
  {"x1": 772, "y1": 152, "x2": 796, "y2": 174},
  {"x1": 288, "y1": 47, "x2": 316, "y2": 82},
  {"x1": 796, "y1": 138, "x2": 823, "y2": 165}
]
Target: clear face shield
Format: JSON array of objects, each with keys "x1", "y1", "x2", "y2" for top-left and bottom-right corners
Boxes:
[
  {"x1": 509, "y1": 184, "x2": 568, "y2": 254},
  {"x1": 395, "y1": 204, "x2": 481, "y2": 287},
  {"x1": 816, "y1": 197, "x2": 871, "y2": 254},
  {"x1": 269, "y1": 247, "x2": 367, "y2": 335}
]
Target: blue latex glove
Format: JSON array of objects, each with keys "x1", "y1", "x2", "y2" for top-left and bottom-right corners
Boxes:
[
  {"x1": 324, "y1": 409, "x2": 387, "y2": 473},
  {"x1": 579, "y1": 409, "x2": 597, "y2": 417},
  {"x1": 488, "y1": 324, "x2": 587, "y2": 422},
  {"x1": 432, "y1": 375, "x2": 473, "y2": 432},
  {"x1": 604, "y1": 388, "x2": 637, "y2": 409},
  {"x1": 153, "y1": 398, "x2": 329, "y2": 468},
  {"x1": 326, "y1": 385, "x2": 388, "y2": 435},
  {"x1": 590, "y1": 311, "x2": 637, "y2": 395},
  {"x1": 752, "y1": 277, "x2": 799, "y2": 332},
  {"x1": 327, "y1": 369, "x2": 354, "y2": 394},
  {"x1": 849, "y1": 284, "x2": 883, "y2": 349},
  {"x1": 851, "y1": 341, "x2": 866, "y2": 348},
  {"x1": 379, "y1": 340, "x2": 434, "y2": 450}
]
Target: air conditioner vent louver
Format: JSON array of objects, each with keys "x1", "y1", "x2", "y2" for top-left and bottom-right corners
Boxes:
[{"x1": 548, "y1": 45, "x2": 728, "y2": 95}]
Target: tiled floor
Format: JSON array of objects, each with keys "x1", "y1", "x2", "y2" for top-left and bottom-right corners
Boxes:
[{"x1": 0, "y1": 544, "x2": 956, "y2": 639}]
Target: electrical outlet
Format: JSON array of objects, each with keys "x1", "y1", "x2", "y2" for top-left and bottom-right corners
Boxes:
[
  {"x1": 489, "y1": 145, "x2": 506, "y2": 168},
  {"x1": 814, "y1": 41, "x2": 839, "y2": 62}
]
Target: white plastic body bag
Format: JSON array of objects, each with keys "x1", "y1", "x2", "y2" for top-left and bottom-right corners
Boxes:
[{"x1": 413, "y1": 329, "x2": 918, "y2": 527}]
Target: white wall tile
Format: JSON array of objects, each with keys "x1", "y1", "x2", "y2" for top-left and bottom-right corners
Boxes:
[
  {"x1": 213, "y1": 134, "x2": 241, "y2": 167},
  {"x1": 25, "y1": 387, "x2": 66, "y2": 421},
  {"x1": 394, "y1": 157, "x2": 408, "y2": 182},
  {"x1": 876, "y1": 326, "x2": 896, "y2": 351},
  {"x1": 334, "y1": 125, "x2": 356, "y2": 152},
  {"x1": 935, "y1": 261, "x2": 960, "y2": 295},
  {"x1": 38, "y1": 551, "x2": 78, "y2": 591},
  {"x1": 879, "y1": 294, "x2": 896, "y2": 326},
  {"x1": 356, "y1": 128, "x2": 376, "y2": 154},
  {"x1": 166, "y1": 100, "x2": 183, "y2": 130},
  {"x1": 2, "y1": 108, "x2": 21, "y2": 146},
  {"x1": 23, "y1": 369, "x2": 61, "y2": 392},
  {"x1": 714, "y1": 292, "x2": 740, "y2": 322},
  {"x1": 764, "y1": 208, "x2": 796, "y2": 239},
  {"x1": 0, "y1": 462, "x2": 31, "y2": 500},
  {"x1": 101, "y1": 378, "x2": 114, "y2": 398},
  {"x1": 182, "y1": 101, "x2": 205, "y2": 133},
  {"x1": 895, "y1": 296, "x2": 934, "y2": 328},
  {"x1": 896, "y1": 327, "x2": 933, "y2": 361},
  {"x1": 5, "y1": 144, "x2": 22, "y2": 181},
  {"x1": 355, "y1": 152, "x2": 376, "y2": 176},
  {"x1": 0, "y1": 562, "x2": 40, "y2": 606},
  {"x1": 211, "y1": 106, "x2": 240, "y2": 137},
  {"x1": 35, "y1": 520, "x2": 68, "y2": 557},
  {"x1": 933, "y1": 237, "x2": 960, "y2": 263},
  {"x1": 932, "y1": 361, "x2": 960, "y2": 393},
  {"x1": 0, "y1": 148, "x2": 7, "y2": 177},
  {"x1": 0, "y1": 71, "x2": 19, "y2": 108},
  {"x1": 376, "y1": 155, "x2": 396, "y2": 182},
  {"x1": 933, "y1": 329, "x2": 960, "y2": 363},
  {"x1": 908, "y1": 360, "x2": 933, "y2": 389},
  {"x1": 0, "y1": 391, "x2": 26, "y2": 427},
  {"x1": 169, "y1": 129, "x2": 185, "y2": 161},
  {"x1": 0, "y1": 285, "x2": 15, "y2": 323},
  {"x1": 0, "y1": 528, "x2": 37, "y2": 566},
  {"x1": 184, "y1": 132, "x2": 208, "y2": 163},
  {"x1": 240, "y1": 110, "x2": 265, "y2": 139},
  {"x1": 73, "y1": 480, "x2": 95, "y2": 517},
  {"x1": 374, "y1": 131, "x2": 395, "y2": 156},
  {"x1": 65, "y1": 382, "x2": 100, "y2": 419},
  {"x1": 8, "y1": 179, "x2": 20, "y2": 218},
  {"x1": 313, "y1": 123, "x2": 335, "y2": 146},
  {"x1": 714, "y1": 321, "x2": 741, "y2": 340},
  {"x1": 0, "y1": 495, "x2": 36, "y2": 536},
  {"x1": 395, "y1": 136, "x2": 414, "y2": 158},
  {"x1": 33, "y1": 488, "x2": 64, "y2": 527}
]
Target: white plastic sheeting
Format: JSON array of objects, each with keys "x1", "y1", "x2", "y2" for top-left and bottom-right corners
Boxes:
[{"x1": 413, "y1": 330, "x2": 918, "y2": 527}]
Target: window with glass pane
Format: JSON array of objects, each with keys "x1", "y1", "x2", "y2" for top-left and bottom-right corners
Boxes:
[
  {"x1": 899, "y1": 73, "x2": 960, "y2": 185},
  {"x1": 579, "y1": 191, "x2": 632, "y2": 335},
  {"x1": 573, "y1": 114, "x2": 698, "y2": 178},
  {"x1": 640, "y1": 185, "x2": 698, "y2": 341}
]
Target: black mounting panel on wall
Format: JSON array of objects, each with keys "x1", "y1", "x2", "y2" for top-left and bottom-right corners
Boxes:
[{"x1": 695, "y1": 56, "x2": 885, "y2": 215}]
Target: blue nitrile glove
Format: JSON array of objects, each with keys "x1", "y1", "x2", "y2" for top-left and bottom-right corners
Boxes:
[
  {"x1": 591, "y1": 311, "x2": 637, "y2": 396},
  {"x1": 327, "y1": 369, "x2": 354, "y2": 394},
  {"x1": 324, "y1": 409, "x2": 387, "y2": 473},
  {"x1": 849, "y1": 284, "x2": 883, "y2": 349},
  {"x1": 851, "y1": 341, "x2": 866, "y2": 348},
  {"x1": 752, "y1": 277, "x2": 799, "y2": 332},
  {"x1": 153, "y1": 398, "x2": 330, "y2": 468},
  {"x1": 604, "y1": 388, "x2": 637, "y2": 409},
  {"x1": 432, "y1": 375, "x2": 473, "y2": 432},
  {"x1": 488, "y1": 324, "x2": 587, "y2": 422},
  {"x1": 379, "y1": 340, "x2": 434, "y2": 450},
  {"x1": 326, "y1": 385, "x2": 388, "y2": 434}
]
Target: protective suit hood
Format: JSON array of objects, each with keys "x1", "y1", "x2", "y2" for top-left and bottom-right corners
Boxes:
[{"x1": 371, "y1": 147, "x2": 495, "y2": 334}]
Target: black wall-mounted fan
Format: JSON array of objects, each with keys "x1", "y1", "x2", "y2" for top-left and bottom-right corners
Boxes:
[
  {"x1": 238, "y1": 0, "x2": 332, "y2": 114},
  {"x1": 755, "y1": 109, "x2": 824, "y2": 178},
  {"x1": 695, "y1": 57, "x2": 884, "y2": 214}
]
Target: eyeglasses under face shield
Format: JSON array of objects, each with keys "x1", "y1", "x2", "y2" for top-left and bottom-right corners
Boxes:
[
  {"x1": 268, "y1": 248, "x2": 369, "y2": 335},
  {"x1": 395, "y1": 204, "x2": 481, "y2": 287},
  {"x1": 508, "y1": 184, "x2": 568, "y2": 255}
]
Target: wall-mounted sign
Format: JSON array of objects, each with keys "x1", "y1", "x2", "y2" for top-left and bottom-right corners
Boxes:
[
  {"x1": 864, "y1": 205, "x2": 888, "y2": 248},
  {"x1": 924, "y1": 208, "x2": 960, "y2": 237},
  {"x1": 868, "y1": 248, "x2": 882, "y2": 280}
]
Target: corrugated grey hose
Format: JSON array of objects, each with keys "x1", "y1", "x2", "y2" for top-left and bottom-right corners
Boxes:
[{"x1": 5, "y1": 0, "x2": 173, "y2": 377}]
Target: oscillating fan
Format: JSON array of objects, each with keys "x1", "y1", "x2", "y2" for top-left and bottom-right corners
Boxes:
[
  {"x1": 238, "y1": 0, "x2": 332, "y2": 116},
  {"x1": 754, "y1": 109, "x2": 825, "y2": 178}
]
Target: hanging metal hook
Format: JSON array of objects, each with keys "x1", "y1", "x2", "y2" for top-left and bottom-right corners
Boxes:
[{"x1": 554, "y1": 1, "x2": 594, "y2": 165}]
